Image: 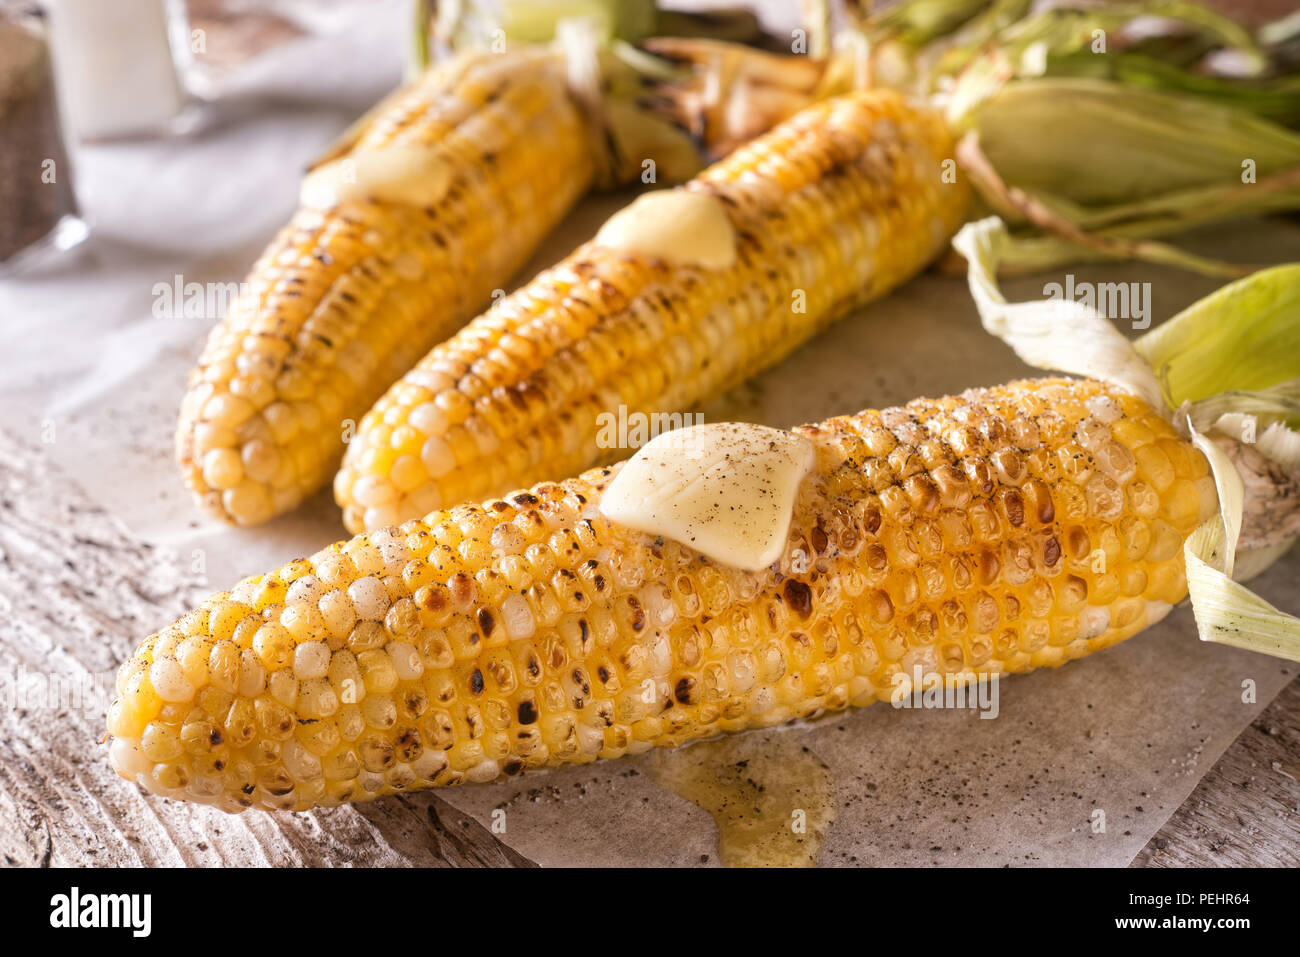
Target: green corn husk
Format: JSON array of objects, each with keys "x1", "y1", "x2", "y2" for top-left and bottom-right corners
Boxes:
[
  {"x1": 955, "y1": 216, "x2": 1300, "y2": 662},
  {"x1": 963, "y1": 79, "x2": 1300, "y2": 206},
  {"x1": 861, "y1": 0, "x2": 1300, "y2": 276},
  {"x1": 1135, "y1": 263, "x2": 1300, "y2": 407}
]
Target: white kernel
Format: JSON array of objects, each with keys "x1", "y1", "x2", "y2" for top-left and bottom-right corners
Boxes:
[
  {"x1": 269, "y1": 669, "x2": 298, "y2": 707},
  {"x1": 348, "y1": 576, "x2": 390, "y2": 620},
  {"x1": 640, "y1": 584, "x2": 675, "y2": 628},
  {"x1": 576, "y1": 723, "x2": 604, "y2": 755},
  {"x1": 229, "y1": 578, "x2": 259, "y2": 606},
  {"x1": 109, "y1": 738, "x2": 151, "y2": 777},
  {"x1": 282, "y1": 740, "x2": 323, "y2": 781},
  {"x1": 1085, "y1": 394, "x2": 1121, "y2": 424},
  {"x1": 419, "y1": 434, "x2": 456, "y2": 477},
  {"x1": 363, "y1": 504, "x2": 401, "y2": 530},
  {"x1": 408, "y1": 401, "x2": 447, "y2": 435},
  {"x1": 379, "y1": 540, "x2": 413, "y2": 567},
  {"x1": 406, "y1": 371, "x2": 454, "y2": 395},
  {"x1": 500, "y1": 594, "x2": 535, "y2": 639},
  {"x1": 413, "y1": 750, "x2": 448, "y2": 780},
  {"x1": 387, "y1": 641, "x2": 424, "y2": 681},
  {"x1": 286, "y1": 574, "x2": 327, "y2": 606},
  {"x1": 466, "y1": 759, "x2": 500, "y2": 783},
  {"x1": 491, "y1": 523, "x2": 526, "y2": 554},
  {"x1": 347, "y1": 542, "x2": 385, "y2": 576},
  {"x1": 649, "y1": 635, "x2": 672, "y2": 676},
  {"x1": 1078, "y1": 606, "x2": 1111, "y2": 640},
  {"x1": 353, "y1": 475, "x2": 398, "y2": 507},
  {"x1": 293, "y1": 641, "x2": 330, "y2": 680},
  {"x1": 149, "y1": 658, "x2": 194, "y2": 703},
  {"x1": 319, "y1": 590, "x2": 357, "y2": 638},
  {"x1": 237, "y1": 650, "x2": 266, "y2": 696}
]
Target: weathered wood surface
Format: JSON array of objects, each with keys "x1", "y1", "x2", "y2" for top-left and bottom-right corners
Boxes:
[
  {"x1": 0, "y1": 431, "x2": 533, "y2": 868},
  {"x1": 1132, "y1": 676, "x2": 1300, "y2": 868},
  {"x1": 0, "y1": 429, "x2": 1294, "y2": 868}
]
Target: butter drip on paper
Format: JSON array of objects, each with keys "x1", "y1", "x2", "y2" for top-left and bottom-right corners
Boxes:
[{"x1": 641, "y1": 734, "x2": 837, "y2": 867}]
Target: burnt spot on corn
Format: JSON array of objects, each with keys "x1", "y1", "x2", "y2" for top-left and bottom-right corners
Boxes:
[
  {"x1": 477, "y1": 608, "x2": 495, "y2": 638},
  {"x1": 517, "y1": 701, "x2": 538, "y2": 724},
  {"x1": 810, "y1": 525, "x2": 829, "y2": 554},
  {"x1": 627, "y1": 595, "x2": 645, "y2": 631},
  {"x1": 783, "y1": 580, "x2": 813, "y2": 619},
  {"x1": 675, "y1": 677, "x2": 696, "y2": 705},
  {"x1": 1004, "y1": 489, "x2": 1025, "y2": 527},
  {"x1": 863, "y1": 507, "x2": 882, "y2": 535},
  {"x1": 1044, "y1": 535, "x2": 1062, "y2": 567},
  {"x1": 469, "y1": 670, "x2": 484, "y2": 695}
]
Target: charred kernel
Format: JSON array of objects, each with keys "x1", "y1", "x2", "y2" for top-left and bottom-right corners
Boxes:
[
  {"x1": 1043, "y1": 536, "x2": 1062, "y2": 568},
  {"x1": 810, "y1": 526, "x2": 829, "y2": 553},
  {"x1": 675, "y1": 677, "x2": 697, "y2": 705},
  {"x1": 783, "y1": 580, "x2": 813, "y2": 619},
  {"x1": 1002, "y1": 489, "x2": 1025, "y2": 527},
  {"x1": 627, "y1": 596, "x2": 645, "y2": 632},
  {"x1": 517, "y1": 700, "x2": 538, "y2": 724}
]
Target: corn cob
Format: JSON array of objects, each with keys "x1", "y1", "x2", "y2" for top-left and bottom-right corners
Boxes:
[
  {"x1": 108, "y1": 376, "x2": 1217, "y2": 812},
  {"x1": 176, "y1": 48, "x2": 598, "y2": 525},
  {"x1": 334, "y1": 89, "x2": 970, "y2": 533}
]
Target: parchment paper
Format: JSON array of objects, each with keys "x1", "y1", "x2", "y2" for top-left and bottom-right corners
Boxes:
[{"x1": 0, "y1": 0, "x2": 1295, "y2": 867}]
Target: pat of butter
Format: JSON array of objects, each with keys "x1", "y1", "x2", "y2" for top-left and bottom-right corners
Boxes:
[
  {"x1": 600, "y1": 423, "x2": 816, "y2": 572},
  {"x1": 301, "y1": 146, "x2": 452, "y2": 210},
  {"x1": 594, "y1": 189, "x2": 737, "y2": 269}
]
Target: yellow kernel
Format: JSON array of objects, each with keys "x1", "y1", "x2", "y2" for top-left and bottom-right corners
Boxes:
[
  {"x1": 253, "y1": 622, "x2": 295, "y2": 670},
  {"x1": 202, "y1": 448, "x2": 244, "y2": 490},
  {"x1": 357, "y1": 649, "x2": 398, "y2": 693},
  {"x1": 202, "y1": 392, "x2": 255, "y2": 428},
  {"x1": 149, "y1": 657, "x2": 195, "y2": 703},
  {"x1": 281, "y1": 603, "x2": 327, "y2": 641}
]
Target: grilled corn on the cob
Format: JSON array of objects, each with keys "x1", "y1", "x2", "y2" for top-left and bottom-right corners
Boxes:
[
  {"x1": 176, "y1": 48, "x2": 600, "y2": 526},
  {"x1": 109, "y1": 376, "x2": 1216, "y2": 812},
  {"x1": 334, "y1": 89, "x2": 970, "y2": 533}
]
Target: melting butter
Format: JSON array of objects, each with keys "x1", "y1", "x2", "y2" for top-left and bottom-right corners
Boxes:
[
  {"x1": 641, "y1": 733, "x2": 837, "y2": 868},
  {"x1": 599, "y1": 423, "x2": 815, "y2": 572},
  {"x1": 300, "y1": 146, "x2": 452, "y2": 210},
  {"x1": 594, "y1": 188, "x2": 737, "y2": 269}
]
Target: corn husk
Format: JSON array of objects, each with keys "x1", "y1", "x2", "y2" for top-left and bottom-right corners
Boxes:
[{"x1": 864, "y1": 0, "x2": 1300, "y2": 276}]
